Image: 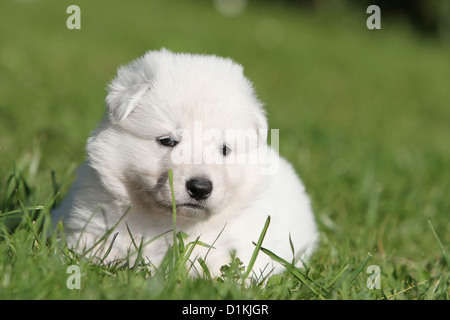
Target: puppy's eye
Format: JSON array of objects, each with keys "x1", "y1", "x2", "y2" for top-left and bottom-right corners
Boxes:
[
  {"x1": 222, "y1": 145, "x2": 231, "y2": 156},
  {"x1": 158, "y1": 137, "x2": 179, "y2": 147}
]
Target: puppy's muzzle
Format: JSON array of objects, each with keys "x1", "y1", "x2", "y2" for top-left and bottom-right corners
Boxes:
[{"x1": 186, "y1": 178, "x2": 213, "y2": 201}]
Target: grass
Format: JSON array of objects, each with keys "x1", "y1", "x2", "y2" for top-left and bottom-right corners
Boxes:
[{"x1": 0, "y1": 0, "x2": 449, "y2": 299}]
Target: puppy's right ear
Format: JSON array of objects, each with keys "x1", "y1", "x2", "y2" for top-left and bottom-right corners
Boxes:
[
  {"x1": 105, "y1": 50, "x2": 169, "y2": 124},
  {"x1": 106, "y1": 67, "x2": 150, "y2": 124}
]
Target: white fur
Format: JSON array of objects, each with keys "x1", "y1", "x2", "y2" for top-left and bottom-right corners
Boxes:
[{"x1": 52, "y1": 49, "x2": 318, "y2": 277}]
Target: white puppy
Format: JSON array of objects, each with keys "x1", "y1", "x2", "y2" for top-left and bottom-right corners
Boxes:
[{"x1": 52, "y1": 49, "x2": 318, "y2": 277}]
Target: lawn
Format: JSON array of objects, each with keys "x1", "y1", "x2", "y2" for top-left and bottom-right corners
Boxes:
[{"x1": 0, "y1": 0, "x2": 449, "y2": 300}]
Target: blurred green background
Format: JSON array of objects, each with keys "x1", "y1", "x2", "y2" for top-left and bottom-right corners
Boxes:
[{"x1": 0, "y1": 0, "x2": 449, "y2": 290}]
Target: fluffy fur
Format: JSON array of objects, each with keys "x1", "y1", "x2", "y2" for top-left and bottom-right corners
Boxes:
[{"x1": 52, "y1": 49, "x2": 318, "y2": 277}]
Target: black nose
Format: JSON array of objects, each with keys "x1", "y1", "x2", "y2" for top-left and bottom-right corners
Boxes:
[{"x1": 186, "y1": 178, "x2": 213, "y2": 201}]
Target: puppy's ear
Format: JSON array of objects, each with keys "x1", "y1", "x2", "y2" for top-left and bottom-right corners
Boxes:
[
  {"x1": 106, "y1": 50, "x2": 168, "y2": 124},
  {"x1": 105, "y1": 71, "x2": 150, "y2": 124},
  {"x1": 254, "y1": 106, "x2": 269, "y2": 144}
]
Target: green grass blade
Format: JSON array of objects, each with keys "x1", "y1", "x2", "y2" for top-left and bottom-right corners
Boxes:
[
  {"x1": 259, "y1": 245, "x2": 327, "y2": 299},
  {"x1": 347, "y1": 252, "x2": 373, "y2": 286},
  {"x1": 428, "y1": 220, "x2": 450, "y2": 268},
  {"x1": 324, "y1": 263, "x2": 350, "y2": 290},
  {"x1": 168, "y1": 169, "x2": 178, "y2": 261},
  {"x1": 197, "y1": 257, "x2": 212, "y2": 279},
  {"x1": 99, "y1": 232, "x2": 119, "y2": 264},
  {"x1": 177, "y1": 236, "x2": 200, "y2": 274},
  {"x1": 242, "y1": 215, "x2": 271, "y2": 280},
  {"x1": 84, "y1": 206, "x2": 131, "y2": 257},
  {"x1": 202, "y1": 222, "x2": 225, "y2": 262}
]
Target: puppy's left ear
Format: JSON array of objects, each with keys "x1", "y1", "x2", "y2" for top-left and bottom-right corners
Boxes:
[
  {"x1": 254, "y1": 106, "x2": 269, "y2": 144},
  {"x1": 105, "y1": 69, "x2": 149, "y2": 124}
]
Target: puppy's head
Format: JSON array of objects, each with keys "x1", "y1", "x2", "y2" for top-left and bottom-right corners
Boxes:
[{"x1": 89, "y1": 49, "x2": 268, "y2": 220}]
